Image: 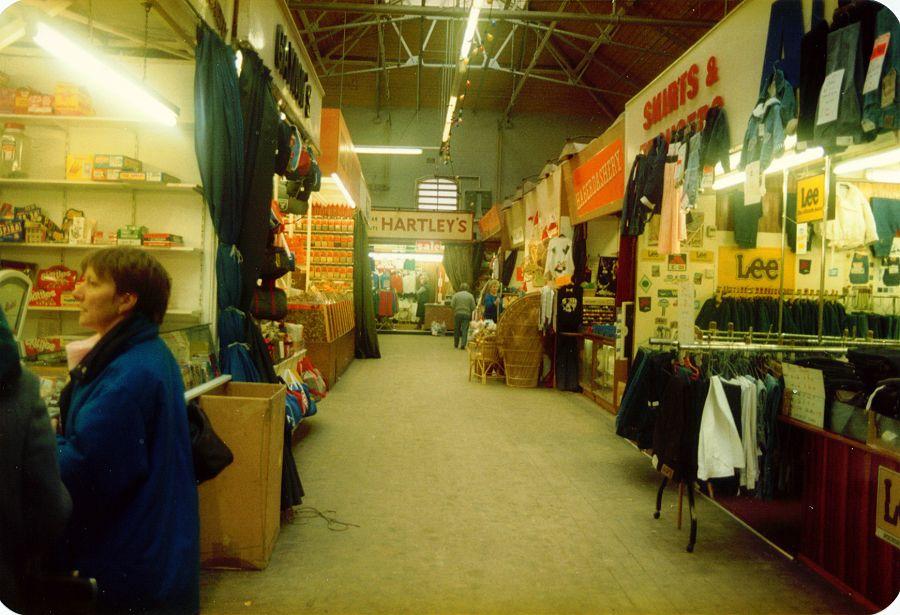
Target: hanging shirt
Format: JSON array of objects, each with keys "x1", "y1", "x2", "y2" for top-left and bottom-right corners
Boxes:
[
  {"x1": 540, "y1": 285, "x2": 556, "y2": 332},
  {"x1": 402, "y1": 271, "x2": 417, "y2": 294},
  {"x1": 555, "y1": 284, "x2": 583, "y2": 333},
  {"x1": 390, "y1": 273, "x2": 403, "y2": 294},
  {"x1": 826, "y1": 182, "x2": 879, "y2": 250},
  {"x1": 545, "y1": 236, "x2": 574, "y2": 280},
  {"x1": 725, "y1": 376, "x2": 760, "y2": 491},
  {"x1": 697, "y1": 376, "x2": 746, "y2": 481}
]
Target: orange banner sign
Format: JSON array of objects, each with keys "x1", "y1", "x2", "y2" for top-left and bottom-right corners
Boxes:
[
  {"x1": 478, "y1": 205, "x2": 501, "y2": 238},
  {"x1": 572, "y1": 138, "x2": 625, "y2": 219}
]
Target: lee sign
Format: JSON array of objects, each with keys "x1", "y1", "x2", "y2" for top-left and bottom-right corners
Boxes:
[
  {"x1": 368, "y1": 210, "x2": 473, "y2": 241},
  {"x1": 718, "y1": 247, "x2": 796, "y2": 291},
  {"x1": 572, "y1": 138, "x2": 625, "y2": 220},
  {"x1": 876, "y1": 465, "x2": 900, "y2": 549}
]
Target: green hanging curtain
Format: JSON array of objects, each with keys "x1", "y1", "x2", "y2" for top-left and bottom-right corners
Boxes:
[
  {"x1": 353, "y1": 210, "x2": 381, "y2": 358},
  {"x1": 442, "y1": 242, "x2": 483, "y2": 291}
]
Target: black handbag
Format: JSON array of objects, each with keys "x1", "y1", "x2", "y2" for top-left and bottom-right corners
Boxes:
[
  {"x1": 260, "y1": 245, "x2": 295, "y2": 280},
  {"x1": 187, "y1": 400, "x2": 234, "y2": 484},
  {"x1": 250, "y1": 283, "x2": 288, "y2": 321}
]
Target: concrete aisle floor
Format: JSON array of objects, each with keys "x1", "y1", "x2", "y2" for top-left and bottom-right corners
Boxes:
[{"x1": 200, "y1": 335, "x2": 865, "y2": 615}]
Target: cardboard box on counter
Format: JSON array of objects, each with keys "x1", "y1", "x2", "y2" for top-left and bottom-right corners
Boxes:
[
  {"x1": 66, "y1": 154, "x2": 93, "y2": 180},
  {"x1": 119, "y1": 171, "x2": 181, "y2": 184},
  {"x1": 91, "y1": 168, "x2": 121, "y2": 182},
  {"x1": 93, "y1": 154, "x2": 142, "y2": 172}
]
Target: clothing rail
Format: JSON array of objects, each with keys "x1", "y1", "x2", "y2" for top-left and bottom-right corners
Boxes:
[
  {"x1": 694, "y1": 329, "x2": 900, "y2": 347},
  {"x1": 648, "y1": 338, "x2": 851, "y2": 354}
]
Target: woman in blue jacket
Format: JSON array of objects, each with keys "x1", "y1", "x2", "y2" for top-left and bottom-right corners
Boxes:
[{"x1": 56, "y1": 248, "x2": 199, "y2": 614}]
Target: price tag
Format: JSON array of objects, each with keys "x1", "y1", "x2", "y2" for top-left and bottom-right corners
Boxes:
[
  {"x1": 744, "y1": 160, "x2": 761, "y2": 205},
  {"x1": 702, "y1": 166, "x2": 714, "y2": 189},
  {"x1": 864, "y1": 33, "x2": 891, "y2": 94},
  {"x1": 817, "y1": 69, "x2": 845, "y2": 125},
  {"x1": 796, "y1": 174, "x2": 825, "y2": 223}
]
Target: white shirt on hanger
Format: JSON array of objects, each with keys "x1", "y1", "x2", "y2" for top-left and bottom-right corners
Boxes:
[
  {"x1": 697, "y1": 376, "x2": 746, "y2": 481},
  {"x1": 545, "y1": 236, "x2": 574, "y2": 280}
]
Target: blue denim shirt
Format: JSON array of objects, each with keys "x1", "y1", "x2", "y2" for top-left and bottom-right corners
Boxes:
[{"x1": 740, "y1": 68, "x2": 796, "y2": 172}]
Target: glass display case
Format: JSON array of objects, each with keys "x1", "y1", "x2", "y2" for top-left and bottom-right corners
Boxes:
[{"x1": 577, "y1": 333, "x2": 621, "y2": 414}]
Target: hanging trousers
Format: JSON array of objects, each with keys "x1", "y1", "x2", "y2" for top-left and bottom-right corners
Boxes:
[
  {"x1": 555, "y1": 335, "x2": 580, "y2": 392},
  {"x1": 758, "y1": 0, "x2": 807, "y2": 91}
]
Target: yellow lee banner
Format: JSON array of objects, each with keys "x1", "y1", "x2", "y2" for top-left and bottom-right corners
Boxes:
[
  {"x1": 876, "y1": 466, "x2": 900, "y2": 550},
  {"x1": 717, "y1": 247, "x2": 796, "y2": 291},
  {"x1": 797, "y1": 174, "x2": 826, "y2": 223}
]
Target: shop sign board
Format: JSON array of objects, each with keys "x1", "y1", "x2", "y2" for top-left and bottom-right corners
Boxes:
[
  {"x1": 572, "y1": 139, "x2": 625, "y2": 221},
  {"x1": 368, "y1": 210, "x2": 473, "y2": 241},
  {"x1": 796, "y1": 174, "x2": 826, "y2": 223},
  {"x1": 236, "y1": 0, "x2": 324, "y2": 147},
  {"x1": 717, "y1": 247, "x2": 795, "y2": 292},
  {"x1": 876, "y1": 465, "x2": 900, "y2": 550},
  {"x1": 478, "y1": 204, "x2": 502, "y2": 238}
]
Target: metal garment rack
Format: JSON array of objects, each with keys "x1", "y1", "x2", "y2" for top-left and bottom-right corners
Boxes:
[{"x1": 641, "y1": 336, "x2": 875, "y2": 553}]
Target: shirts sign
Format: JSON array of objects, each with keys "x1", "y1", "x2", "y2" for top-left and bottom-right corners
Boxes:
[
  {"x1": 368, "y1": 210, "x2": 473, "y2": 241},
  {"x1": 876, "y1": 465, "x2": 900, "y2": 550},
  {"x1": 718, "y1": 247, "x2": 795, "y2": 291},
  {"x1": 572, "y1": 139, "x2": 625, "y2": 219},
  {"x1": 797, "y1": 174, "x2": 826, "y2": 223}
]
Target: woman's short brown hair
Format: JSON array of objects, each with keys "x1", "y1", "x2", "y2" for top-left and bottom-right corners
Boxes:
[{"x1": 81, "y1": 248, "x2": 172, "y2": 325}]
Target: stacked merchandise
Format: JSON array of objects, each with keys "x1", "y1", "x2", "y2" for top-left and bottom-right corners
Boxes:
[
  {"x1": 0, "y1": 75, "x2": 94, "y2": 116},
  {"x1": 66, "y1": 153, "x2": 181, "y2": 184},
  {"x1": 295, "y1": 202, "x2": 354, "y2": 290}
]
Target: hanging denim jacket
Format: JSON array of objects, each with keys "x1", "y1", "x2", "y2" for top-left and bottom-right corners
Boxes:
[
  {"x1": 740, "y1": 68, "x2": 796, "y2": 172},
  {"x1": 862, "y1": 7, "x2": 900, "y2": 134}
]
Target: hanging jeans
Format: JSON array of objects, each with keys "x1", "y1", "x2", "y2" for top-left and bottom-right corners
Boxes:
[
  {"x1": 816, "y1": 22, "x2": 864, "y2": 147},
  {"x1": 758, "y1": 0, "x2": 806, "y2": 91},
  {"x1": 555, "y1": 335, "x2": 580, "y2": 392},
  {"x1": 863, "y1": 8, "x2": 900, "y2": 134},
  {"x1": 454, "y1": 314, "x2": 471, "y2": 348}
]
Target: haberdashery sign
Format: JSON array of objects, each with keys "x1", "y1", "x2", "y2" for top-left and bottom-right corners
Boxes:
[
  {"x1": 564, "y1": 118, "x2": 625, "y2": 223},
  {"x1": 717, "y1": 247, "x2": 796, "y2": 292},
  {"x1": 368, "y1": 210, "x2": 473, "y2": 241},
  {"x1": 796, "y1": 174, "x2": 826, "y2": 223},
  {"x1": 572, "y1": 139, "x2": 625, "y2": 220},
  {"x1": 876, "y1": 465, "x2": 900, "y2": 549}
]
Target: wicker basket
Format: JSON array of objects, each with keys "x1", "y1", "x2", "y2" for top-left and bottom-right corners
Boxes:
[
  {"x1": 497, "y1": 293, "x2": 543, "y2": 388},
  {"x1": 502, "y1": 348, "x2": 541, "y2": 387}
]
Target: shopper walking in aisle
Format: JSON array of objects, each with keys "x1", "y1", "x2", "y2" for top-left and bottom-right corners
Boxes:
[
  {"x1": 56, "y1": 248, "x2": 199, "y2": 614},
  {"x1": 451, "y1": 283, "x2": 476, "y2": 349},
  {"x1": 0, "y1": 310, "x2": 71, "y2": 614},
  {"x1": 416, "y1": 275, "x2": 429, "y2": 329},
  {"x1": 482, "y1": 279, "x2": 500, "y2": 322}
]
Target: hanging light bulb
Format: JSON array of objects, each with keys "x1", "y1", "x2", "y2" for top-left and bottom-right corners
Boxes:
[
  {"x1": 486, "y1": 32, "x2": 494, "y2": 43},
  {"x1": 466, "y1": 79, "x2": 472, "y2": 88},
  {"x1": 459, "y1": 94, "x2": 466, "y2": 101}
]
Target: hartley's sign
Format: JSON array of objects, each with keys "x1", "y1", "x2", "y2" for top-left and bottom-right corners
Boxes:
[{"x1": 368, "y1": 210, "x2": 473, "y2": 241}]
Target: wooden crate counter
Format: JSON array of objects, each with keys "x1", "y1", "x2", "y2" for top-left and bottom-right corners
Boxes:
[{"x1": 286, "y1": 297, "x2": 355, "y2": 389}]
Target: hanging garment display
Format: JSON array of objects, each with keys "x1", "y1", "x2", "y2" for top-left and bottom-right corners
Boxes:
[
  {"x1": 544, "y1": 236, "x2": 574, "y2": 281},
  {"x1": 869, "y1": 198, "x2": 900, "y2": 257},
  {"x1": 826, "y1": 182, "x2": 878, "y2": 250},
  {"x1": 740, "y1": 67, "x2": 794, "y2": 175},
  {"x1": 798, "y1": 17, "x2": 831, "y2": 144},
  {"x1": 849, "y1": 252, "x2": 871, "y2": 284},
  {"x1": 862, "y1": 8, "x2": 900, "y2": 134},
  {"x1": 700, "y1": 105, "x2": 731, "y2": 174}
]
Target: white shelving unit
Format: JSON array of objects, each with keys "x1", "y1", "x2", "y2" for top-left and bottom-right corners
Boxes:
[
  {"x1": 0, "y1": 242, "x2": 202, "y2": 253},
  {"x1": 0, "y1": 56, "x2": 215, "y2": 341},
  {"x1": 0, "y1": 113, "x2": 195, "y2": 129},
  {"x1": 0, "y1": 178, "x2": 200, "y2": 192}
]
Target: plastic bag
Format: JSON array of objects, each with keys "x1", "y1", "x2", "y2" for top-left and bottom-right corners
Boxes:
[
  {"x1": 431, "y1": 321, "x2": 447, "y2": 336},
  {"x1": 299, "y1": 357, "x2": 327, "y2": 400}
]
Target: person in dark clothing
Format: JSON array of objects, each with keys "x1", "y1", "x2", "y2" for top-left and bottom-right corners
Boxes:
[
  {"x1": 56, "y1": 248, "x2": 199, "y2": 614},
  {"x1": 482, "y1": 279, "x2": 500, "y2": 322},
  {"x1": 0, "y1": 311, "x2": 71, "y2": 614},
  {"x1": 416, "y1": 276, "x2": 429, "y2": 329},
  {"x1": 450, "y1": 283, "x2": 476, "y2": 349}
]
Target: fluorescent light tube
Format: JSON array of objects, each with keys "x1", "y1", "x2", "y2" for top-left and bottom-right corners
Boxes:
[
  {"x1": 866, "y1": 169, "x2": 900, "y2": 183},
  {"x1": 834, "y1": 147, "x2": 900, "y2": 175},
  {"x1": 354, "y1": 146, "x2": 423, "y2": 155},
  {"x1": 712, "y1": 171, "x2": 746, "y2": 191},
  {"x1": 458, "y1": 0, "x2": 482, "y2": 59},
  {"x1": 328, "y1": 173, "x2": 357, "y2": 209},
  {"x1": 33, "y1": 22, "x2": 178, "y2": 126},
  {"x1": 765, "y1": 147, "x2": 824, "y2": 174}
]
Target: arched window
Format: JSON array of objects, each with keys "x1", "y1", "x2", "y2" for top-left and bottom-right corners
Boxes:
[{"x1": 416, "y1": 177, "x2": 459, "y2": 211}]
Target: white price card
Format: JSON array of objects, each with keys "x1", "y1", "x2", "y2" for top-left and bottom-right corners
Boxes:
[
  {"x1": 883, "y1": 69, "x2": 896, "y2": 109},
  {"x1": 817, "y1": 69, "x2": 845, "y2": 126},
  {"x1": 782, "y1": 363, "x2": 826, "y2": 428},
  {"x1": 864, "y1": 33, "x2": 891, "y2": 94},
  {"x1": 744, "y1": 160, "x2": 761, "y2": 205},
  {"x1": 796, "y1": 222, "x2": 809, "y2": 254}
]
